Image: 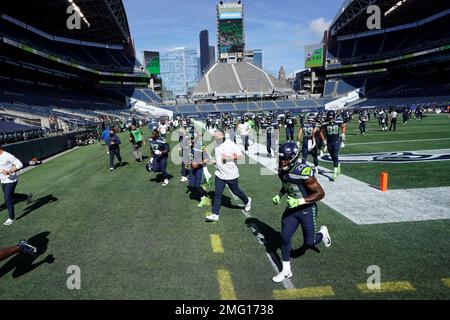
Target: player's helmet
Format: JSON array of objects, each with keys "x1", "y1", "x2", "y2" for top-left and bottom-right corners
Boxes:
[
  {"x1": 307, "y1": 113, "x2": 316, "y2": 123},
  {"x1": 279, "y1": 142, "x2": 300, "y2": 172},
  {"x1": 326, "y1": 110, "x2": 336, "y2": 121}
]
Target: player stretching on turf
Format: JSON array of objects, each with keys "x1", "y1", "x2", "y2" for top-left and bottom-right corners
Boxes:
[
  {"x1": 271, "y1": 142, "x2": 331, "y2": 283},
  {"x1": 320, "y1": 111, "x2": 346, "y2": 181}
]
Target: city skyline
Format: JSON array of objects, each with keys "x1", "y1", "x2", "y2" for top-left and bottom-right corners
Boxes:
[{"x1": 123, "y1": 0, "x2": 341, "y2": 76}]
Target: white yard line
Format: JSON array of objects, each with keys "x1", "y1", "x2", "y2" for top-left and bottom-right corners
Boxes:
[{"x1": 347, "y1": 137, "x2": 450, "y2": 146}]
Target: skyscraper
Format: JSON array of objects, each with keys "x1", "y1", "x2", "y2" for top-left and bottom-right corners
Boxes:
[
  {"x1": 200, "y1": 30, "x2": 210, "y2": 74},
  {"x1": 160, "y1": 47, "x2": 199, "y2": 97},
  {"x1": 208, "y1": 46, "x2": 216, "y2": 65},
  {"x1": 217, "y1": 1, "x2": 245, "y2": 61},
  {"x1": 253, "y1": 49, "x2": 263, "y2": 68}
]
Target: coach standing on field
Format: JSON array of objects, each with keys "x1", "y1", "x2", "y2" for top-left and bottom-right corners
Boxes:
[
  {"x1": 0, "y1": 145, "x2": 32, "y2": 226},
  {"x1": 206, "y1": 129, "x2": 251, "y2": 222},
  {"x1": 389, "y1": 109, "x2": 398, "y2": 131}
]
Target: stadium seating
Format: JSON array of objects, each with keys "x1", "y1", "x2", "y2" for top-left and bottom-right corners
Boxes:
[
  {"x1": 197, "y1": 104, "x2": 217, "y2": 113},
  {"x1": 276, "y1": 100, "x2": 298, "y2": 110},
  {"x1": 0, "y1": 120, "x2": 45, "y2": 144},
  {"x1": 177, "y1": 105, "x2": 199, "y2": 113},
  {"x1": 234, "y1": 62, "x2": 272, "y2": 92},
  {"x1": 260, "y1": 101, "x2": 278, "y2": 110},
  {"x1": 193, "y1": 62, "x2": 293, "y2": 98},
  {"x1": 208, "y1": 63, "x2": 242, "y2": 94},
  {"x1": 234, "y1": 103, "x2": 248, "y2": 112},
  {"x1": 0, "y1": 17, "x2": 136, "y2": 72},
  {"x1": 0, "y1": 80, "x2": 124, "y2": 111},
  {"x1": 215, "y1": 103, "x2": 236, "y2": 112}
]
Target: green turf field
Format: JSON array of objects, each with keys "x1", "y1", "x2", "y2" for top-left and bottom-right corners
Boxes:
[
  {"x1": 0, "y1": 113, "x2": 449, "y2": 300},
  {"x1": 315, "y1": 113, "x2": 450, "y2": 189}
]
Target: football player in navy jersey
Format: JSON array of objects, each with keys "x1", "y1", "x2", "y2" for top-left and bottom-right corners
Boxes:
[
  {"x1": 320, "y1": 111, "x2": 346, "y2": 181},
  {"x1": 148, "y1": 129, "x2": 171, "y2": 186},
  {"x1": 271, "y1": 142, "x2": 330, "y2": 283},
  {"x1": 298, "y1": 114, "x2": 320, "y2": 175},
  {"x1": 189, "y1": 133, "x2": 211, "y2": 208},
  {"x1": 284, "y1": 112, "x2": 296, "y2": 142}
]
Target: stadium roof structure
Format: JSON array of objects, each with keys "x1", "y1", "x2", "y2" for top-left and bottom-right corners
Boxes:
[
  {"x1": 329, "y1": 0, "x2": 449, "y2": 36},
  {"x1": 1, "y1": 0, "x2": 131, "y2": 45},
  {"x1": 192, "y1": 61, "x2": 294, "y2": 100}
]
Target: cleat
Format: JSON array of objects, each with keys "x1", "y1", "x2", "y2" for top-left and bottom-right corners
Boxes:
[
  {"x1": 180, "y1": 176, "x2": 188, "y2": 182},
  {"x1": 197, "y1": 196, "x2": 211, "y2": 208},
  {"x1": 205, "y1": 213, "x2": 219, "y2": 222},
  {"x1": 244, "y1": 197, "x2": 252, "y2": 212},
  {"x1": 162, "y1": 179, "x2": 169, "y2": 187},
  {"x1": 320, "y1": 226, "x2": 331, "y2": 248},
  {"x1": 17, "y1": 240, "x2": 37, "y2": 256},
  {"x1": 3, "y1": 218, "x2": 15, "y2": 226},
  {"x1": 272, "y1": 270, "x2": 293, "y2": 283}
]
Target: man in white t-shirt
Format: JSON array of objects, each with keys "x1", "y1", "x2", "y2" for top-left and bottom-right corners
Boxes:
[
  {"x1": 206, "y1": 129, "x2": 251, "y2": 222},
  {"x1": 159, "y1": 121, "x2": 169, "y2": 139},
  {"x1": 0, "y1": 145, "x2": 33, "y2": 226},
  {"x1": 238, "y1": 120, "x2": 250, "y2": 152},
  {"x1": 389, "y1": 110, "x2": 398, "y2": 131}
]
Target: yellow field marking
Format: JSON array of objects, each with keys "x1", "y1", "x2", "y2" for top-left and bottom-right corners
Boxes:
[
  {"x1": 273, "y1": 286, "x2": 335, "y2": 299},
  {"x1": 210, "y1": 234, "x2": 224, "y2": 253},
  {"x1": 217, "y1": 269, "x2": 237, "y2": 300},
  {"x1": 442, "y1": 278, "x2": 450, "y2": 288},
  {"x1": 357, "y1": 281, "x2": 415, "y2": 294}
]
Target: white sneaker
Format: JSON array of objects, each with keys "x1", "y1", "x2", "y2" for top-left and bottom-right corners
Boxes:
[
  {"x1": 110, "y1": 167, "x2": 114, "y2": 171},
  {"x1": 205, "y1": 213, "x2": 220, "y2": 222},
  {"x1": 272, "y1": 270, "x2": 293, "y2": 283},
  {"x1": 162, "y1": 179, "x2": 169, "y2": 186},
  {"x1": 3, "y1": 218, "x2": 15, "y2": 226},
  {"x1": 244, "y1": 197, "x2": 252, "y2": 212},
  {"x1": 320, "y1": 226, "x2": 331, "y2": 248},
  {"x1": 180, "y1": 176, "x2": 188, "y2": 182}
]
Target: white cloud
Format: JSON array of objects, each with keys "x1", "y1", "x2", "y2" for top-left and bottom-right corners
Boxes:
[{"x1": 308, "y1": 17, "x2": 331, "y2": 38}]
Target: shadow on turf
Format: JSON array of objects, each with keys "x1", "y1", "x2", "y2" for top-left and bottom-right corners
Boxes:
[
  {"x1": 150, "y1": 174, "x2": 174, "y2": 183},
  {"x1": 115, "y1": 162, "x2": 129, "y2": 169},
  {"x1": 16, "y1": 195, "x2": 58, "y2": 221},
  {"x1": 0, "y1": 192, "x2": 32, "y2": 211},
  {"x1": 245, "y1": 218, "x2": 283, "y2": 270},
  {"x1": 0, "y1": 231, "x2": 55, "y2": 279},
  {"x1": 244, "y1": 218, "x2": 320, "y2": 267},
  {"x1": 318, "y1": 170, "x2": 335, "y2": 182}
]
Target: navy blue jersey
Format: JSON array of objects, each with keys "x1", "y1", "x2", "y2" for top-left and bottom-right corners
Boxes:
[
  {"x1": 150, "y1": 137, "x2": 169, "y2": 158},
  {"x1": 302, "y1": 122, "x2": 318, "y2": 139},
  {"x1": 105, "y1": 134, "x2": 121, "y2": 150},
  {"x1": 285, "y1": 117, "x2": 295, "y2": 128},
  {"x1": 322, "y1": 119, "x2": 344, "y2": 142},
  {"x1": 359, "y1": 115, "x2": 368, "y2": 123},
  {"x1": 279, "y1": 162, "x2": 315, "y2": 209}
]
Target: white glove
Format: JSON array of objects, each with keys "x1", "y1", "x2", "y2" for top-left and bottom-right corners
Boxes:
[
  {"x1": 154, "y1": 150, "x2": 162, "y2": 156},
  {"x1": 307, "y1": 139, "x2": 316, "y2": 152}
]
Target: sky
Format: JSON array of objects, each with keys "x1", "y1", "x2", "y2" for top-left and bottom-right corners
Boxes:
[{"x1": 123, "y1": 0, "x2": 343, "y2": 76}]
